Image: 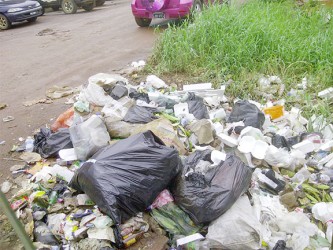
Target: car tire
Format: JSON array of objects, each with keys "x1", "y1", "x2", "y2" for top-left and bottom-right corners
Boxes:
[
  {"x1": 82, "y1": 2, "x2": 94, "y2": 11},
  {"x1": 191, "y1": 0, "x2": 203, "y2": 14},
  {"x1": 0, "y1": 14, "x2": 11, "y2": 30},
  {"x1": 52, "y1": 6, "x2": 60, "y2": 11},
  {"x1": 96, "y1": 0, "x2": 105, "y2": 6},
  {"x1": 135, "y1": 17, "x2": 152, "y2": 27},
  {"x1": 27, "y1": 17, "x2": 38, "y2": 22},
  {"x1": 61, "y1": 0, "x2": 78, "y2": 14}
]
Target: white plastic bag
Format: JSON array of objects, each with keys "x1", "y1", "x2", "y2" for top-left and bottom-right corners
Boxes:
[
  {"x1": 69, "y1": 115, "x2": 110, "y2": 160},
  {"x1": 206, "y1": 196, "x2": 262, "y2": 250}
]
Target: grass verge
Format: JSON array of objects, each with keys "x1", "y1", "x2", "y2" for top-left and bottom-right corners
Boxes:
[{"x1": 148, "y1": 0, "x2": 333, "y2": 118}]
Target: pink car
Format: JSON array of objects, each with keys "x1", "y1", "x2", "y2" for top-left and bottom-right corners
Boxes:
[{"x1": 131, "y1": 0, "x2": 203, "y2": 27}]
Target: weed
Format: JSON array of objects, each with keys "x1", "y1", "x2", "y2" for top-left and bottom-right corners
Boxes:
[{"x1": 149, "y1": 0, "x2": 333, "y2": 118}]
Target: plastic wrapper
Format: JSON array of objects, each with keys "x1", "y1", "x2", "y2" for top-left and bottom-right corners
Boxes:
[
  {"x1": 51, "y1": 107, "x2": 74, "y2": 132},
  {"x1": 34, "y1": 128, "x2": 73, "y2": 158},
  {"x1": 227, "y1": 100, "x2": 265, "y2": 129},
  {"x1": 69, "y1": 115, "x2": 110, "y2": 160},
  {"x1": 123, "y1": 105, "x2": 158, "y2": 123},
  {"x1": 172, "y1": 151, "x2": 252, "y2": 224}
]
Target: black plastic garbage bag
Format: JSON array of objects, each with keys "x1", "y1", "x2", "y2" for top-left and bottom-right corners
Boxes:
[
  {"x1": 70, "y1": 131, "x2": 181, "y2": 224},
  {"x1": 129, "y1": 89, "x2": 150, "y2": 104},
  {"x1": 171, "y1": 151, "x2": 252, "y2": 224},
  {"x1": 34, "y1": 127, "x2": 73, "y2": 158},
  {"x1": 227, "y1": 100, "x2": 265, "y2": 129},
  {"x1": 110, "y1": 85, "x2": 128, "y2": 100},
  {"x1": 186, "y1": 92, "x2": 209, "y2": 120},
  {"x1": 33, "y1": 221, "x2": 59, "y2": 246},
  {"x1": 123, "y1": 105, "x2": 158, "y2": 123},
  {"x1": 271, "y1": 133, "x2": 290, "y2": 150}
]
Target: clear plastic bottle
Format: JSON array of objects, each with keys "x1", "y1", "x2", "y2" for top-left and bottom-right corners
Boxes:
[{"x1": 25, "y1": 136, "x2": 34, "y2": 152}]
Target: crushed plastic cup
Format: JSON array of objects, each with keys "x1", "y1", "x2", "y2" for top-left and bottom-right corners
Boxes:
[
  {"x1": 238, "y1": 136, "x2": 256, "y2": 154},
  {"x1": 211, "y1": 150, "x2": 226, "y2": 165},
  {"x1": 251, "y1": 140, "x2": 268, "y2": 160}
]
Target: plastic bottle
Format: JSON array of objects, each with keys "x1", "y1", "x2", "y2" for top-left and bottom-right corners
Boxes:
[
  {"x1": 49, "y1": 190, "x2": 58, "y2": 205},
  {"x1": 25, "y1": 136, "x2": 35, "y2": 152}
]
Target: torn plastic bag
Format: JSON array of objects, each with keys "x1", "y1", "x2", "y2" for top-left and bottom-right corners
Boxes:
[
  {"x1": 34, "y1": 128, "x2": 73, "y2": 158},
  {"x1": 110, "y1": 84, "x2": 128, "y2": 100},
  {"x1": 70, "y1": 131, "x2": 181, "y2": 225},
  {"x1": 129, "y1": 89, "x2": 150, "y2": 104},
  {"x1": 69, "y1": 115, "x2": 110, "y2": 160},
  {"x1": 172, "y1": 151, "x2": 252, "y2": 224},
  {"x1": 206, "y1": 196, "x2": 262, "y2": 250},
  {"x1": 150, "y1": 190, "x2": 200, "y2": 236},
  {"x1": 33, "y1": 221, "x2": 59, "y2": 246},
  {"x1": 156, "y1": 96, "x2": 177, "y2": 109},
  {"x1": 105, "y1": 119, "x2": 144, "y2": 138},
  {"x1": 227, "y1": 100, "x2": 265, "y2": 129},
  {"x1": 132, "y1": 118, "x2": 187, "y2": 155},
  {"x1": 185, "y1": 92, "x2": 209, "y2": 120},
  {"x1": 271, "y1": 133, "x2": 290, "y2": 150},
  {"x1": 123, "y1": 105, "x2": 158, "y2": 123}
]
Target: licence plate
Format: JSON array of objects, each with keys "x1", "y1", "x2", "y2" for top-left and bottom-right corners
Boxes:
[
  {"x1": 153, "y1": 12, "x2": 165, "y2": 18},
  {"x1": 30, "y1": 11, "x2": 37, "y2": 15}
]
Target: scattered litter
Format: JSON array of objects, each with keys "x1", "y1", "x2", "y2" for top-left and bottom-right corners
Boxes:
[
  {"x1": 19, "y1": 152, "x2": 42, "y2": 163},
  {"x1": 0, "y1": 103, "x2": 7, "y2": 110},
  {"x1": 131, "y1": 60, "x2": 146, "y2": 68},
  {"x1": 318, "y1": 87, "x2": 333, "y2": 99},
  {"x1": 2, "y1": 72, "x2": 333, "y2": 250},
  {"x1": 46, "y1": 85, "x2": 75, "y2": 99},
  {"x1": 2, "y1": 115, "x2": 14, "y2": 122},
  {"x1": 1, "y1": 181, "x2": 12, "y2": 193},
  {"x1": 23, "y1": 98, "x2": 53, "y2": 107}
]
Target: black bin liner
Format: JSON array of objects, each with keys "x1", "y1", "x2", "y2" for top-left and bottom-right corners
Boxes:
[
  {"x1": 171, "y1": 151, "x2": 252, "y2": 224},
  {"x1": 70, "y1": 130, "x2": 181, "y2": 224},
  {"x1": 34, "y1": 127, "x2": 73, "y2": 158},
  {"x1": 186, "y1": 92, "x2": 209, "y2": 120},
  {"x1": 227, "y1": 100, "x2": 265, "y2": 129},
  {"x1": 123, "y1": 105, "x2": 157, "y2": 123}
]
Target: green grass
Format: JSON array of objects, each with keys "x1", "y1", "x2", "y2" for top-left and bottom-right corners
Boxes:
[{"x1": 148, "y1": 0, "x2": 333, "y2": 118}]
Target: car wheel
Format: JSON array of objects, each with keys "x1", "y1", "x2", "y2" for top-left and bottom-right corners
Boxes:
[
  {"x1": 52, "y1": 6, "x2": 60, "y2": 11},
  {"x1": 0, "y1": 14, "x2": 11, "y2": 30},
  {"x1": 135, "y1": 17, "x2": 152, "y2": 27},
  {"x1": 61, "y1": 0, "x2": 78, "y2": 14},
  {"x1": 40, "y1": 6, "x2": 45, "y2": 15},
  {"x1": 82, "y1": 2, "x2": 94, "y2": 11},
  {"x1": 191, "y1": 0, "x2": 203, "y2": 14},
  {"x1": 27, "y1": 17, "x2": 38, "y2": 22},
  {"x1": 95, "y1": 0, "x2": 105, "y2": 6}
]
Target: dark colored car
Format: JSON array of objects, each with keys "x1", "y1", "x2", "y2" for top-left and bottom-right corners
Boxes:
[
  {"x1": 0, "y1": 0, "x2": 43, "y2": 30},
  {"x1": 36, "y1": 0, "x2": 100, "y2": 14}
]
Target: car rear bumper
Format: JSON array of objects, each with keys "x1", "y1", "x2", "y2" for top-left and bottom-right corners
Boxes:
[
  {"x1": 131, "y1": 2, "x2": 192, "y2": 19},
  {"x1": 7, "y1": 6, "x2": 43, "y2": 22}
]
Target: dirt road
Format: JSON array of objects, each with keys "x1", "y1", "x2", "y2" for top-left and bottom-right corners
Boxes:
[{"x1": 0, "y1": 0, "x2": 160, "y2": 183}]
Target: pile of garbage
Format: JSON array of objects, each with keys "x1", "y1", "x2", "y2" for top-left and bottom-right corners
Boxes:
[{"x1": 2, "y1": 71, "x2": 333, "y2": 250}]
